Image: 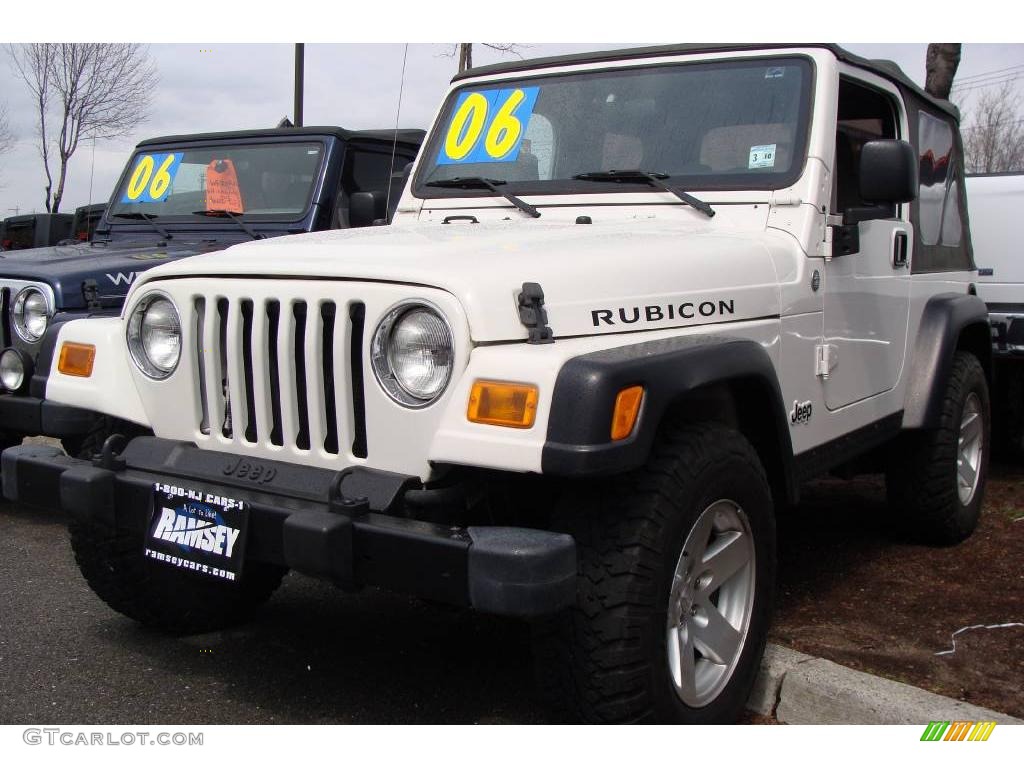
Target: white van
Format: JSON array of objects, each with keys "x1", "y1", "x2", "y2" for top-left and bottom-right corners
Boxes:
[{"x1": 968, "y1": 172, "x2": 1024, "y2": 452}]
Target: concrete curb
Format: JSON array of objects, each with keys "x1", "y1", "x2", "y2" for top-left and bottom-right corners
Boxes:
[{"x1": 748, "y1": 643, "x2": 1023, "y2": 725}]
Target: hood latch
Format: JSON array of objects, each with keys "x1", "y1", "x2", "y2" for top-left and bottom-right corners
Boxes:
[
  {"x1": 82, "y1": 279, "x2": 103, "y2": 311},
  {"x1": 517, "y1": 282, "x2": 554, "y2": 345}
]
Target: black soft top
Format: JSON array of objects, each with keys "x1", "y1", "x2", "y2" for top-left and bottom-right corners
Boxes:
[
  {"x1": 453, "y1": 43, "x2": 959, "y2": 122},
  {"x1": 137, "y1": 126, "x2": 425, "y2": 148}
]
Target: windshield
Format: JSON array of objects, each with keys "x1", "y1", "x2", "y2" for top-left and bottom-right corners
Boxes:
[
  {"x1": 416, "y1": 57, "x2": 813, "y2": 196},
  {"x1": 109, "y1": 141, "x2": 325, "y2": 221}
]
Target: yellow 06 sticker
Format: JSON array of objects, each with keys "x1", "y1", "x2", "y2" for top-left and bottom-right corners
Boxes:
[
  {"x1": 121, "y1": 152, "x2": 184, "y2": 203},
  {"x1": 437, "y1": 87, "x2": 540, "y2": 165}
]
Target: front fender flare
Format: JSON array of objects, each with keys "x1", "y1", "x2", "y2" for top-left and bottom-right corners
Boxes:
[{"x1": 541, "y1": 335, "x2": 797, "y2": 503}]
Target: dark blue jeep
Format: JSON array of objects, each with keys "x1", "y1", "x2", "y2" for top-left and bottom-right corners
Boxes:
[{"x1": 0, "y1": 125, "x2": 424, "y2": 455}]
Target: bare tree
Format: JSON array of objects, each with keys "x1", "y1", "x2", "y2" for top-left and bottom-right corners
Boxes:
[
  {"x1": 449, "y1": 44, "x2": 528, "y2": 74},
  {"x1": 961, "y1": 82, "x2": 1024, "y2": 173},
  {"x1": 8, "y1": 43, "x2": 158, "y2": 212},
  {"x1": 0, "y1": 102, "x2": 13, "y2": 159},
  {"x1": 925, "y1": 43, "x2": 961, "y2": 100}
]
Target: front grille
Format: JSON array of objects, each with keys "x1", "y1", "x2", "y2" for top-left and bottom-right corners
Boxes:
[{"x1": 193, "y1": 294, "x2": 367, "y2": 458}]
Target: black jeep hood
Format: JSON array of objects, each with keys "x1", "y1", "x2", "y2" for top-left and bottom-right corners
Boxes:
[{"x1": 0, "y1": 238, "x2": 246, "y2": 310}]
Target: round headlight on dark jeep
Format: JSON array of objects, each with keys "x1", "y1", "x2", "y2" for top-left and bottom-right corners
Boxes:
[
  {"x1": 13, "y1": 287, "x2": 50, "y2": 343},
  {"x1": 371, "y1": 303, "x2": 453, "y2": 407},
  {"x1": 0, "y1": 348, "x2": 30, "y2": 392},
  {"x1": 127, "y1": 292, "x2": 181, "y2": 379}
]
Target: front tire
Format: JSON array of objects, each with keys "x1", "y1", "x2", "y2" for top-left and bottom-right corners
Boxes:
[
  {"x1": 64, "y1": 415, "x2": 152, "y2": 460},
  {"x1": 886, "y1": 351, "x2": 990, "y2": 545},
  {"x1": 70, "y1": 515, "x2": 286, "y2": 635},
  {"x1": 534, "y1": 422, "x2": 776, "y2": 723}
]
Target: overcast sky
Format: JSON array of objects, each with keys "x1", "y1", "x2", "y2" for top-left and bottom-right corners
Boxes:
[{"x1": 1, "y1": 42, "x2": 1022, "y2": 215}]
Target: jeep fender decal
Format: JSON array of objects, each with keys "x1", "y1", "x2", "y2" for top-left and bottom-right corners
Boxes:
[
  {"x1": 544, "y1": 285, "x2": 778, "y2": 338},
  {"x1": 107, "y1": 272, "x2": 137, "y2": 287}
]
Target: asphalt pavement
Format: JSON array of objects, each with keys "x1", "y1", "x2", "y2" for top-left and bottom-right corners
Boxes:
[{"x1": 0, "y1": 500, "x2": 543, "y2": 724}]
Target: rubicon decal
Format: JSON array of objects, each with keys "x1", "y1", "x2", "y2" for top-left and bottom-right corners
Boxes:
[
  {"x1": 592, "y1": 299, "x2": 736, "y2": 327},
  {"x1": 146, "y1": 482, "x2": 249, "y2": 582}
]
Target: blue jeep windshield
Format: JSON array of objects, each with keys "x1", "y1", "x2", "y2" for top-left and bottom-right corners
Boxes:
[
  {"x1": 415, "y1": 57, "x2": 812, "y2": 195},
  {"x1": 109, "y1": 141, "x2": 325, "y2": 221}
]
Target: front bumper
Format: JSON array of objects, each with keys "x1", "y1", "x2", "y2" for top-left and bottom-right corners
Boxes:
[
  {"x1": 1, "y1": 437, "x2": 577, "y2": 617},
  {"x1": 0, "y1": 393, "x2": 96, "y2": 438}
]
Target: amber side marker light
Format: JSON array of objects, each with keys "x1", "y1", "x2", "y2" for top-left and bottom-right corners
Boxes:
[
  {"x1": 611, "y1": 385, "x2": 644, "y2": 441},
  {"x1": 58, "y1": 342, "x2": 96, "y2": 378},
  {"x1": 467, "y1": 380, "x2": 539, "y2": 428}
]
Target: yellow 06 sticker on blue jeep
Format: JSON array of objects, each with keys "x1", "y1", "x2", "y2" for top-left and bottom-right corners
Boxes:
[
  {"x1": 121, "y1": 152, "x2": 184, "y2": 203},
  {"x1": 437, "y1": 87, "x2": 540, "y2": 165}
]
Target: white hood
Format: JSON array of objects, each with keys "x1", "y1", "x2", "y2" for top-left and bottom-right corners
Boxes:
[{"x1": 134, "y1": 219, "x2": 783, "y2": 342}]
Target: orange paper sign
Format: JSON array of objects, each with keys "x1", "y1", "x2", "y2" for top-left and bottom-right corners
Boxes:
[{"x1": 205, "y1": 159, "x2": 244, "y2": 213}]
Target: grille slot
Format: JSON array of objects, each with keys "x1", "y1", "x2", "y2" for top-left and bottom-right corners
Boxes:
[
  {"x1": 218, "y1": 298, "x2": 233, "y2": 438},
  {"x1": 293, "y1": 302, "x2": 310, "y2": 450},
  {"x1": 240, "y1": 300, "x2": 257, "y2": 443},
  {"x1": 349, "y1": 302, "x2": 368, "y2": 458},
  {"x1": 1, "y1": 288, "x2": 11, "y2": 348},
  {"x1": 321, "y1": 302, "x2": 339, "y2": 455},
  {"x1": 266, "y1": 300, "x2": 283, "y2": 446},
  {"x1": 194, "y1": 298, "x2": 209, "y2": 434}
]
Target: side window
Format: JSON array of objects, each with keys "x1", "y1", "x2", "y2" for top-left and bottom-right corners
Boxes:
[
  {"x1": 344, "y1": 148, "x2": 398, "y2": 194},
  {"x1": 918, "y1": 110, "x2": 962, "y2": 247},
  {"x1": 832, "y1": 79, "x2": 899, "y2": 219},
  {"x1": 338, "y1": 147, "x2": 417, "y2": 226}
]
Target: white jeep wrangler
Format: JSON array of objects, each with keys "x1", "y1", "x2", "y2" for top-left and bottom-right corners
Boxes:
[{"x1": 2, "y1": 44, "x2": 991, "y2": 724}]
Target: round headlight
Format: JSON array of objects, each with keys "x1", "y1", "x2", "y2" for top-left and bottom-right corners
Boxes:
[
  {"x1": 0, "y1": 348, "x2": 28, "y2": 392},
  {"x1": 371, "y1": 303, "x2": 453, "y2": 407},
  {"x1": 13, "y1": 287, "x2": 50, "y2": 343},
  {"x1": 127, "y1": 293, "x2": 181, "y2": 379}
]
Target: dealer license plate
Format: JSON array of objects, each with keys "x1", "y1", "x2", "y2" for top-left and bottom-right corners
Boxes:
[{"x1": 145, "y1": 482, "x2": 250, "y2": 583}]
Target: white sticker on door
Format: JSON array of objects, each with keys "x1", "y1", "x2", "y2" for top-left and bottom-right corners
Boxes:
[{"x1": 749, "y1": 144, "x2": 777, "y2": 169}]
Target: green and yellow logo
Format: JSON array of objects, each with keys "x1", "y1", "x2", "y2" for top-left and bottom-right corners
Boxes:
[{"x1": 921, "y1": 721, "x2": 996, "y2": 741}]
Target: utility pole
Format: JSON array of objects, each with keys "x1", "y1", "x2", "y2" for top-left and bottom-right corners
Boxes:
[
  {"x1": 294, "y1": 43, "x2": 305, "y2": 128},
  {"x1": 88, "y1": 135, "x2": 96, "y2": 204}
]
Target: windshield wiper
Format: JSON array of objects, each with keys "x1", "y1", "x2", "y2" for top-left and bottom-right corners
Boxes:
[
  {"x1": 192, "y1": 209, "x2": 264, "y2": 240},
  {"x1": 572, "y1": 170, "x2": 715, "y2": 218},
  {"x1": 111, "y1": 212, "x2": 174, "y2": 239},
  {"x1": 425, "y1": 177, "x2": 541, "y2": 219}
]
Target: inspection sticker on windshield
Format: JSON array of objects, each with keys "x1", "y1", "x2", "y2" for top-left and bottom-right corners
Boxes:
[
  {"x1": 748, "y1": 144, "x2": 777, "y2": 169},
  {"x1": 437, "y1": 86, "x2": 540, "y2": 165},
  {"x1": 121, "y1": 152, "x2": 183, "y2": 203}
]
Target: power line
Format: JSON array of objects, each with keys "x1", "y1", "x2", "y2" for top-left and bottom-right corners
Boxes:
[
  {"x1": 952, "y1": 73, "x2": 1024, "y2": 94},
  {"x1": 953, "y1": 62, "x2": 1024, "y2": 86}
]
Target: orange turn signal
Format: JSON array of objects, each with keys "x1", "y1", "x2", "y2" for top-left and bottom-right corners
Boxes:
[
  {"x1": 58, "y1": 342, "x2": 96, "y2": 378},
  {"x1": 467, "y1": 380, "x2": 539, "y2": 429},
  {"x1": 610, "y1": 385, "x2": 644, "y2": 441}
]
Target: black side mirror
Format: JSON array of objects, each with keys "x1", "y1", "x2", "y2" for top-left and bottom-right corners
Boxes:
[
  {"x1": 859, "y1": 139, "x2": 918, "y2": 204},
  {"x1": 350, "y1": 191, "x2": 386, "y2": 228}
]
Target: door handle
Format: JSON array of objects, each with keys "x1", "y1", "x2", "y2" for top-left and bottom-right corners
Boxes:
[{"x1": 893, "y1": 231, "x2": 909, "y2": 269}]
